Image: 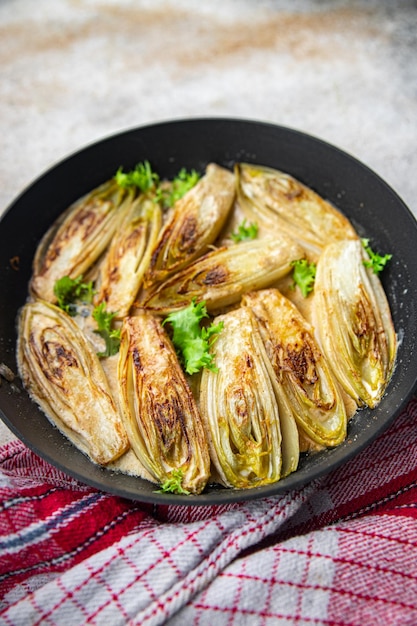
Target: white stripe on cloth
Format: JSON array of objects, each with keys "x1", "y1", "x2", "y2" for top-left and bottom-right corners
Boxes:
[{"x1": 0, "y1": 492, "x2": 104, "y2": 554}]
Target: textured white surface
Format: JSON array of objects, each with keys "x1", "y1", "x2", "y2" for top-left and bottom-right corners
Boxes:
[{"x1": 0, "y1": 0, "x2": 416, "y2": 444}]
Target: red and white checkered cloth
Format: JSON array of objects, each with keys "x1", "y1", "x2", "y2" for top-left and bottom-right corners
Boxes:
[{"x1": 1, "y1": 396, "x2": 417, "y2": 625}]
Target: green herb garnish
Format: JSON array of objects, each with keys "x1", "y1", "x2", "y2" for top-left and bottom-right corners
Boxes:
[
  {"x1": 291, "y1": 259, "x2": 317, "y2": 297},
  {"x1": 115, "y1": 160, "x2": 160, "y2": 193},
  {"x1": 156, "y1": 469, "x2": 191, "y2": 495},
  {"x1": 156, "y1": 167, "x2": 201, "y2": 209},
  {"x1": 115, "y1": 162, "x2": 200, "y2": 209},
  {"x1": 362, "y1": 238, "x2": 392, "y2": 275},
  {"x1": 230, "y1": 219, "x2": 259, "y2": 243},
  {"x1": 163, "y1": 299, "x2": 223, "y2": 375},
  {"x1": 53, "y1": 275, "x2": 94, "y2": 316},
  {"x1": 92, "y1": 302, "x2": 121, "y2": 357}
]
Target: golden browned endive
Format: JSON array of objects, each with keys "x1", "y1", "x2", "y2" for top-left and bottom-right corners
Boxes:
[
  {"x1": 142, "y1": 235, "x2": 304, "y2": 315},
  {"x1": 242, "y1": 288, "x2": 347, "y2": 447},
  {"x1": 17, "y1": 299, "x2": 129, "y2": 465},
  {"x1": 236, "y1": 163, "x2": 358, "y2": 258},
  {"x1": 312, "y1": 239, "x2": 397, "y2": 408},
  {"x1": 200, "y1": 307, "x2": 299, "y2": 488},
  {"x1": 31, "y1": 180, "x2": 133, "y2": 303},
  {"x1": 117, "y1": 312, "x2": 210, "y2": 494},
  {"x1": 144, "y1": 163, "x2": 236, "y2": 286},
  {"x1": 94, "y1": 196, "x2": 162, "y2": 317}
]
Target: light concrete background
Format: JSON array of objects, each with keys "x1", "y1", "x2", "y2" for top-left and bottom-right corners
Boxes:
[{"x1": 1, "y1": 0, "x2": 416, "y2": 444}]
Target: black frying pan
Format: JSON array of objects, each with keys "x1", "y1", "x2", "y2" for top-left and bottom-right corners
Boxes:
[{"x1": 1, "y1": 118, "x2": 416, "y2": 505}]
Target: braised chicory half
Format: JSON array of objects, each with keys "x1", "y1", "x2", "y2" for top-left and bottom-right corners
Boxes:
[{"x1": 16, "y1": 160, "x2": 397, "y2": 495}]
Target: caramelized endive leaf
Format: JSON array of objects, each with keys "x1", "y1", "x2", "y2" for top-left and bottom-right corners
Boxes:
[
  {"x1": 236, "y1": 163, "x2": 358, "y2": 258},
  {"x1": 142, "y1": 235, "x2": 303, "y2": 315},
  {"x1": 200, "y1": 307, "x2": 299, "y2": 488},
  {"x1": 313, "y1": 239, "x2": 397, "y2": 408},
  {"x1": 31, "y1": 180, "x2": 132, "y2": 303},
  {"x1": 117, "y1": 312, "x2": 210, "y2": 494},
  {"x1": 94, "y1": 196, "x2": 162, "y2": 317},
  {"x1": 144, "y1": 163, "x2": 235, "y2": 286},
  {"x1": 17, "y1": 300, "x2": 129, "y2": 465},
  {"x1": 242, "y1": 288, "x2": 347, "y2": 447}
]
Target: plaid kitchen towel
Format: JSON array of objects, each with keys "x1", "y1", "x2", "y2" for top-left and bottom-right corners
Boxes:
[{"x1": 0, "y1": 396, "x2": 416, "y2": 625}]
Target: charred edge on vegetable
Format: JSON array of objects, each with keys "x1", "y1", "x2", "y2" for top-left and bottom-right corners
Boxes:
[{"x1": 202, "y1": 266, "x2": 229, "y2": 285}]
